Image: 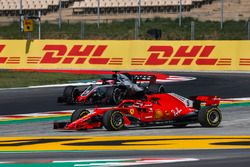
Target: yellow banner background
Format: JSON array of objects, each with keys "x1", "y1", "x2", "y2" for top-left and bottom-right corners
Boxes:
[{"x1": 0, "y1": 40, "x2": 249, "y2": 71}]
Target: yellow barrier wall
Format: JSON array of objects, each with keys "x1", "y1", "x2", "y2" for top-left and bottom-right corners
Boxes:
[{"x1": 0, "y1": 40, "x2": 249, "y2": 71}]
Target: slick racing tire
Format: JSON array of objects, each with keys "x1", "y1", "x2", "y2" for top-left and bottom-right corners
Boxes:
[
  {"x1": 63, "y1": 86, "x2": 80, "y2": 105},
  {"x1": 198, "y1": 106, "x2": 222, "y2": 127},
  {"x1": 63, "y1": 86, "x2": 76, "y2": 97},
  {"x1": 71, "y1": 108, "x2": 90, "y2": 122},
  {"x1": 148, "y1": 84, "x2": 165, "y2": 94},
  {"x1": 103, "y1": 110, "x2": 124, "y2": 131},
  {"x1": 111, "y1": 88, "x2": 125, "y2": 105},
  {"x1": 63, "y1": 86, "x2": 76, "y2": 104}
]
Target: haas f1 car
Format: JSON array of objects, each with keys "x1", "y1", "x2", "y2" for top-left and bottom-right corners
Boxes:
[
  {"x1": 57, "y1": 73, "x2": 165, "y2": 105},
  {"x1": 54, "y1": 93, "x2": 222, "y2": 131}
]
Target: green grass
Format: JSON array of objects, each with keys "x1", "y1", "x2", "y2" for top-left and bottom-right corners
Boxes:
[
  {"x1": 0, "y1": 18, "x2": 248, "y2": 39},
  {"x1": 0, "y1": 70, "x2": 99, "y2": 88}
]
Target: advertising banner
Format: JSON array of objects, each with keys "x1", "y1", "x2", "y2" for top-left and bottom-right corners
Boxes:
[{"x1": 0, "y1": 40, "x2": 249, "y2": 71}]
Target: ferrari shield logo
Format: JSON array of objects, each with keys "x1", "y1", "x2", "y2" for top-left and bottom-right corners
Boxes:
[{"x1": 129, "y1": 109, "x2": 135, "y2": 115}]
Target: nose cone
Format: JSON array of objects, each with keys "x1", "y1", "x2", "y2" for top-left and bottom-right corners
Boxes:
[{"x1": 65, "y1": 121, "x2": 77, "y2": 130}]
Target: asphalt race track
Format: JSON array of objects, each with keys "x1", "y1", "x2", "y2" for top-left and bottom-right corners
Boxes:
[
  {"x1": 0, "y1": 72, "x2": 250, "y2": 115},
  {"x1": 0, "y1": 72, "x2": 250, "y2": 167}
]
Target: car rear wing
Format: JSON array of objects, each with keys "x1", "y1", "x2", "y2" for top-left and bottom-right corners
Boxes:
[
  {"x1": 133, "y1": 75, "x2": 157, "y2": 84},
  {"x1": 190, "y1": 96, "x2": 220, "y2": 108}
]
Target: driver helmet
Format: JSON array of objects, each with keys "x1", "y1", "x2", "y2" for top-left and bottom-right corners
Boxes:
[
  {"x1": 112, "y1": 74, "x2": 117, "y2": 79},
  {"x1": 106, "y1": 80, "x2": 115, "y2": 85}
]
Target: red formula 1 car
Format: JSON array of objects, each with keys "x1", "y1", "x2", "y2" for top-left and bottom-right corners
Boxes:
[{"x1": 54, "y1": 93, "x2": 222, "y2": 131}]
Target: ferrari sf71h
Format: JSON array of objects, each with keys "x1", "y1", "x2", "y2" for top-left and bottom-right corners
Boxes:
[
  {"x1": 54, "y1": 93, "x2": 222, "y2": 131},
  {"x1": 57, "y1": 73, "x2": 165, "y2": 105}
]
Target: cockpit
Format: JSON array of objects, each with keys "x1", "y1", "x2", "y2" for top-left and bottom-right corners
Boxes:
[{"x1": 81, "y1": 85, "x2": 95, "y2": 96}]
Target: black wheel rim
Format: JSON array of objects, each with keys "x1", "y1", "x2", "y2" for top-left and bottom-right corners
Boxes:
[
  {"x1": 112, "y1": 112, "x2": 123, "y2": 127},
  {"x1": 208, "y1": 110, "x2": 220, "y2": 124},
  {"x1": 113, "y1": 89, "x2": 123, "y2": 104},
  {"x1": 159, "y1": 86, "x2": 165, "y2": 93}
]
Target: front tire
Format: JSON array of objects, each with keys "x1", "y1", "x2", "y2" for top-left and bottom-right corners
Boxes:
[
  {"x1": 198, "y1": 106, "x2": 222, "y2": 127},
  {"x1": 103, "y1": 110, "x2": 124, "y2": 131},
  {"x1": 71, "y1": 108, "x2": 90, "y2": 122}
]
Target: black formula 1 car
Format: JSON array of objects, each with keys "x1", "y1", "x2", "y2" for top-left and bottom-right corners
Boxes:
[{"x1": 57, "y1": 73, "x2": 165, "y2": 105}]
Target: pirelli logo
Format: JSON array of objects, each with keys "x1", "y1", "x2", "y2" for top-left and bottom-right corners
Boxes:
[{"x1": 132, "y1": 45, "x2": 232, "y2": 66}]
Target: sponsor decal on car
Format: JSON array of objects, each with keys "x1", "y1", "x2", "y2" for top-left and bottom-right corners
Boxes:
[
  {"x1": 165, "y1": 111, "x2": 170, "y2": 118},
  {"x1": 154, "y1": 109, "x2": 164, "y2": 119},
  {"x1": 171, "y1": 107, "x2": 183, "y2": 117}
]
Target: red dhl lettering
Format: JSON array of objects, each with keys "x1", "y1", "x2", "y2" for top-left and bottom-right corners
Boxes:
[
  {"x1": 40, "y1": 44, "x2": 109, "y2": 64},
  {"x1": 145, "y1": 45, "x2": 217, "y2": 65},
  {"x1": 145, "y1": 46, "x2": 173, "y2": 65},
  {"x1": 0, "y1": 45, "x2": 7, "y2": 64},
  {"x1": 0, "y1": 45, "x2": 4, "y2": 52},
  {"x1": 40, "y1": 45, "x2": 67, "y2": 64}
]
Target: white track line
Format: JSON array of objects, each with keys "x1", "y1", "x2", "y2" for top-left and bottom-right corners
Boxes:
[
  {"x1": 0, "y1": 162, "x2": 12, "y2": 164},
  {"x1": 222, "y1": 97, "x2": 250, "y2": 101},
  {"x1": 54, "y1": 158, "x2": 199, "y2": 167},
  {"x1": 0, "y1": 76, "x2": 196, "y2": 91}
]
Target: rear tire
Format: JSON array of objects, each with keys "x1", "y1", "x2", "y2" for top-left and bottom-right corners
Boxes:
[
  {"x1": 110, "y1": 88, "x2": 126, "y2": 104},
  {"x1": 198, "y1": 106, "x2": 222, "y2": 127},
  {"x1": 63, "y1": 86, "x2": 77, "y2": 104},
  {"x1": 148, "y1": 84, "x2": 165, "y2": 94},
  {"x1": 63, "y1": 86, "x2": 75, "y2": 96},
  {"x1": 103, "y1": 110, "x2": 124, "y2": 131},
  {"x1": 71, "y1": 108, "x2": 90, "y2": 122}
]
